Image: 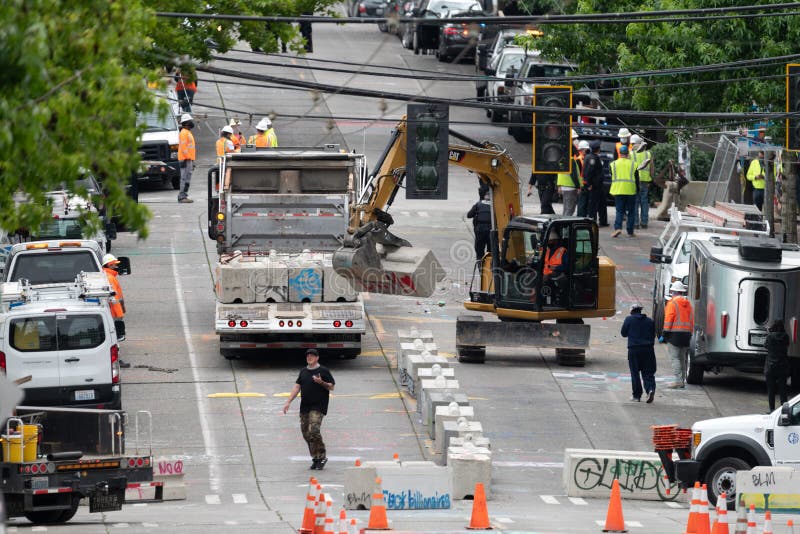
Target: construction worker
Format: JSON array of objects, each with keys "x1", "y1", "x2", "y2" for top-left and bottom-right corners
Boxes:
[
  {"x1": 609, "y1": 144, "x2": 639, "y2": 238},
  {"x1": 248, "y1": 118, "x2": 278, "y2": 148},
  {"x1": 216, "y1": 125, "x2": 236, "y2": 164},
  {"x1": 103, "y1": 254, "x2": 126, "y2": 342},
  {"x1": 576, "y1": 140, "x2": 592, "y2": 217},
  {"x1": 177, "y1": 113, "x2": 196, "y2": 204},
  {"x1": 174, "y1": 69, "x2": 197, "y2": 112},
  {"x1": 229, "y1": 119, "x2": 245, "y2": 151},
  {"x1": 467, "y1": 189, "x2": 492, "y2": 262},
  {"x1": 630, "y1": 134, "x2": 654, "y2": 229},
  {"x1": 557, "y1": 135, "x2": 582, "y2": 216},
  {"x1": 616, "y1": 128, "x2": 631, "y2": 158},
  {"x1": 542, "y1": 230, "x2": 567, "y2": 280},
  {"x1": 747, "y1": 150, "x2": 766, "y2": 211},
  {"x1": 659, "y1": 280, "x2": 693, "y2": 389}
]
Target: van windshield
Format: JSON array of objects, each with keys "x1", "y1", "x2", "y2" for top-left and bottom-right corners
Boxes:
[{"x1": 9, "y1": 251, "x2": 99, "y2": 285}]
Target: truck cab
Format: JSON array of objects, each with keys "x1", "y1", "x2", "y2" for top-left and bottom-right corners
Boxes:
[
  {"x1": 137, "y1": 88, "x2": 181, "y2": 190},
  {"x1": 2, "y1": 240, "x2": 130, "y2": 284},
  {"x1": 676, "y1": 393, "x2": 800, "y2": 509}
]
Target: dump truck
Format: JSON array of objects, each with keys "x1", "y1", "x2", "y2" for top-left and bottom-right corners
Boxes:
[
  {"x1": 206, "y1": 146, "x2": 368, "y2": 359},
  {"x1": 332, "y1": 120, "x2": 617, "y2": 366}
]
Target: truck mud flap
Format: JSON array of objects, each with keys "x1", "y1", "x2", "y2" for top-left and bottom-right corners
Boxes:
[{"x1": 455, "y1": 316, "x2": 591, "y2": 350}]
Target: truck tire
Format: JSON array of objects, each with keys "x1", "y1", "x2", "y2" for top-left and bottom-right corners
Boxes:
[
  {"x1": 56, "y1": 496, "x2": 80, "y2": 523},
  {"x1": 705, "y1": 456, "x2": 751, "y2": 510},
  {"x1": 685, "y1": 348, "x2": 704, "y2": 385},
  {"x1": 24, "y1": 510, "x2": 68, "y2": 524}
]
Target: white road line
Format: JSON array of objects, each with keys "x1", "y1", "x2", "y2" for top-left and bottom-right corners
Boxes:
[
  {"x1": 496, "y1": 517, "x2": 514, "y2": 523},
  {"x1": 142, "y1": 523, "x2": 159, "y2": 528},
  {"x1": 173, "y1": 243, "x2": 219, "y2": 492},
  {"x1": 112, "y1": 524, "x2": 130, "y2": 528},
  {"x1": 595, "y1": 520, "x2": 643, "y2": 528},
  {"x1": 205, "y1": 494, "x2": 222, "y2": 505},
  {"x1": 418, "y1": 211, "x2": 429, "y2": 217},
  {"x1": 31, "y1": 528, "x2": 47, "y2": 533},
  {"x1": 666, "y1": 501, "x2": 684, "y2": 508},
  {"x1": 233, "y1": 493, "x2": 248, "y2": 504},
  {"x1": 568, "y1": 497, "x2": 588, "y2": 505},
  {"x1": 540, "y1": 495, "x2": 559, "y2": 504},
  {"x1": 224, "y1": 520, "x2": 239, "y2": 525}
]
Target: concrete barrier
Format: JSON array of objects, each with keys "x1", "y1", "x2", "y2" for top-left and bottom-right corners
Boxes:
[
  {"x1": 397, "y1": 341, "x2": 439, "y2": 378},
  {"x1": 423, "y1": 392, "x2": 469, "y2": 427},
  {"x1": 432, "y1": 403, "x2": 474, "y2": 440},
  {"x1": 410, "y1": 365, "x2": 455, "y2": 399},
  {"x1": 563, "y1": 449, "x2": 682, "y2": 502},
  {"x1": 397, "y1": 328, "x2": 434, "y2": 342},
  {"x1": 402, "y1": 352, "x2": 447, "y2": 390},
  {"x1": 448, "y1": 442, "x2": 492, "y2": 500},
  {"x1": 449, "y1": 434, "x2": 490, "y2": 451},
  {"x1": 736, "y1": 466, "x2": 800, "y2": 513},
  {"x1": 438, "y1": 418, "x2": 483, "y2": 455},
  {"x1": 344, "y1": 460, "x2": 451, "y2": 510}
]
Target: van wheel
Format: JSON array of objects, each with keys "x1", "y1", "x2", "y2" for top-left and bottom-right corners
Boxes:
[
  {"x1": 705, "y1": 457, "x2": 751, "y2": 510},
  {"x1": 684, "y1": 349, "x2": 704, "y2": 385}
]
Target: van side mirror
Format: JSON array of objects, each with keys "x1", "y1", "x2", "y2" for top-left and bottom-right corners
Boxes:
[
  {"x1": 778, "y1": 402, "x2": 792, "y2": 426},
  {"x1": 105, "y1": 223, "x2": 117, "y2": 240},
  {"x1": 117, "y1": 257, "x2": 132, "y2": 276},
  {"x1": 649, "y1": 246, "x2": 672, "y2": 264},
  {"x1": 504, "y1": 68, "x2": 517, "y2": 88}
]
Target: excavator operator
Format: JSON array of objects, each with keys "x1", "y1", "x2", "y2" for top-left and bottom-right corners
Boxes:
[{"x1": 543, "y1": 230, "x2": 567, "y2": 281}]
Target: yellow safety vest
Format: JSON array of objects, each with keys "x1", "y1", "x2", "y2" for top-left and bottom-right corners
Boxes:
[
  {"x1": 633, "y1": 149, "x2": 652, "y2": 182},
  {"x1": 747, "y1": 159, "x2": 765, "y2": 190},
  {"x1": 610, "y1": 157, "x2": 637, "y2": 196},
  {"x1": 557, "y1": 158, "x2": 579, "y2": 188}
]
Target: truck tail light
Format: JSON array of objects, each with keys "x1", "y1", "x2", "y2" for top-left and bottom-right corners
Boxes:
[
  {"x1": 111, "y1": 345, "x2": 120, "y2": 384},
  {"x1": 296, "y1": 320, "x2": 302, "y2": 327},
  {"x1": 0, "y1": 351, "x2": 5, "y2": 374},
  {"x1": 279, "y1": 320, "x2": 285, "y2": 327},
  {"x1": 333, "y1": 320, "x2": 341, "y2": 328},
  {"x1": 720, "y1": 312, "x2": 729, "y2": 338},
  {"x1": 288, "y1": 320, "x2": 294, "y2": 327},
  {"x1": 239, "y1": 320, "x2": 248, "y2": 328},
  {"x1": 345, "y1": 320, "x2": 353, "y2": 328},
  {"x1": 228, "y1": 320, "x2": 236, "y2": 327}
]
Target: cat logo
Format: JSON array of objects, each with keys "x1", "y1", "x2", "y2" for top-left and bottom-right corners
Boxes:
[{"x1": 448, "y1": 150, "x2": 465, "y2": 162}]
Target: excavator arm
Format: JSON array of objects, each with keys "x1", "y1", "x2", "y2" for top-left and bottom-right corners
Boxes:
[{"x1": 333, "y1": 118, "x2": 521, "y2": 298}]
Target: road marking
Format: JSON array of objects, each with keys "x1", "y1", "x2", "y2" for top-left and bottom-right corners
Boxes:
[
  {"x1": 666, "y1": 501, "x2": 684, "y2": 508},
  {"x1": 569, "y1": 497, "x2": 588, "y2": 505},
  {"x1": 173, "y1": 243, "x2": 219, "y2": 492},
  {"x1": 496, "y1": 517, "x2": 514, "y2": 523},
  {"x1": 540, "y1": 495, "x2": 559, "y2": 504},
  {"x1": 111, "y1": 524, "x2": 130, "y2": 528},
  {"x1": 207, "y1": 392, "x2": 266, "y2": 398},
  {"x1": 368, "y1": 314, "x2": 453, "y2": 324},
  {"x1": 31, "y1": 528, "x2": 47, "y2": 533},
  {"x1": 205, "y1": 494, "x2": 221, "y2": 505},
  {"x1": 418, "y1": 211, "x2": 429, "y2": 217},
  {"x1": 233, "y1": 493, "x2": 248, "y2": 504},
  {"x1": 401, "y1": 211, "x2": 410, "y2": 217},
  {"x1": 224, "y1": 520, "x2": 238, "y2": 525},
  {"x1": 596, "y1": 520, "x2": 642, "y2": 528},
  {"x1": 371, "y1": 318, "x2": 385, "y2": 334},
  {"x1": 142, "y1": 523, "x2": 159, "y2": 528}
]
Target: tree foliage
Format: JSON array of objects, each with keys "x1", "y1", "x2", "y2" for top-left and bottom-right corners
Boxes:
[{"x1": 0, "y1": 0, "x2": 338, "y2": 239}]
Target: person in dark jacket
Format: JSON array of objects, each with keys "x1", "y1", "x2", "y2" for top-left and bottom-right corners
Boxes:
[
  {"x1": 584, "y1": 141, "x2": 608, "y2": 226},
  {"x1": 621, "y1": 303, "x2": 657, "y2": 403},
  {"x1": 467, "y1": 190, "x2": 492, "y2": 262},
  {"x1": 764, "y1": 319, "x2": 790, "y2": 411}
]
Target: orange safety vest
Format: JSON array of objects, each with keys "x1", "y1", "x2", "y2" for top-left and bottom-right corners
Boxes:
[
  {"x1": 232, "y1": 133, "x2": 245, "y2": 151},
  {"x1": 216, "y1": 137, "x2": 235, "y2": 158},
  {"x1": 104, "y1": 267, "x2": 124, "y2": 319},
  {"x1": 543, "y1": 246, "x2": 566, "y2": 276},
  {"x1": 178, "y1": 128, "x2": 195, "y2": 161},
  {"x1": 615, "y1": 142, "x2": 629, "y2": 158},
  {"x1": 663, "y1": 296, "x2": 693, "y2": 333}
]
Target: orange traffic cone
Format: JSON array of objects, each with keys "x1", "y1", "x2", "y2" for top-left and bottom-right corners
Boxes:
[
  {"x1": 761, "y1": 510, "x2": 773, "y2": 534},
  {"x1": 745, "y1": 504, "x2": 757, "y2": 534},
  {"x1": 787, "y1": 519, "x2": 795, "y2": 534},
  {"x1": 696, "y1": 488, "x2": 711, "y2": 534},
  {"x1": 314, "y1": 491, "x2": 328, "y2": 534},
  {"x1": 685, "y1": 482, "x2": 701, "y2": 534},
  {"x1": 367, "y1": 477, "x2": 391, "y2": 530},
  {"x1": 733, "y1": 503, "x2": 748, "y2": 534},
  {"x1": 466, "y1": 482, "x2": 491, "y2": 530},
  {"x1": 348, "y1": 518, "x2": 359, "y2": 534},
  {"x1": 299, "y1": 478, "x2": 320, "y2": 534},
  {"x1": 711, "y1": 492, "x2": 729, "y2": 534},
  {"x1": 322, "y1": 498, "x2": 336, "y2": 534},
  {"x1": 602, "y1": 478, "x2": 627, "y2": 533}
]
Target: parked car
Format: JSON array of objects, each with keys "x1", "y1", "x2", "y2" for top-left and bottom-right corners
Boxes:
[
  {"x1": 408, "y1": 0, "x2": 481, "y2": 54},
  {"x1": 350, "y1": 0, "x2": 395, "y2": 31},
  {"x1": 484, "y1": 46, "x2": 528, "y2": 121},
  {"x1": 475, "y1": 29, "x2": 521, "y2": 99},
  {"x1": 435, "y1": 7, "x2": 485, "y2": 62},
  {"x1": 399, "y1": 0, "x2": 418, "y2": 47}
]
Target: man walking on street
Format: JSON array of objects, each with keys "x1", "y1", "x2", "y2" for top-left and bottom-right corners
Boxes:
[
  {"x1": 610, "y1": 145, "x2": 639, "y2": 238},
  {"x1": 283, "y1": 349, "x2": 335, "y2": 470},
  {"x1": 621, "y1": 304, "x2": 656, "y2": 403},
  {"x1": 177, "y1": 113, "x2": 196, "y2": 203},
  {"x1": 659, "y1": 280, "x2": 693, "y2": 388},
  {"x1": 467, "y1": 189, "x2": 492, "y2": 262}
]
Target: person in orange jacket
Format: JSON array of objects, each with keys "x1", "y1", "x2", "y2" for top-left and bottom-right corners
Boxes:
[
  {"x1": 659, "y1": 280, "x2": 694, "y2": 388},
  {"x1": 178, "y1": 113, "x2": 196, "y2": 203},
  {"x1": 103, "y1": 254, "x2": 126, "y2": 342}
]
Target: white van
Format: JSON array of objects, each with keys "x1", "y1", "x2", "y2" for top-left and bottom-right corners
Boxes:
[{"x1": 0, "y1": 273, "x2": 122, "y2": 410}]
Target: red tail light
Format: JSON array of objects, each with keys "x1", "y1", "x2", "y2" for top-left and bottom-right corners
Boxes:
[
  {"x1": 720, "y1": 312, "x2": 729, "y2": 338},
  {"x1": 0, "y1": 351, "x2": 5, "y2": 375},
  {"x1": 228, "y1": 320, "x2": 236, "y2": 327},
  {"x1": 288, "y1": 320, "x2": 294, "y2": 327},
  {"x1": 128, "y1": 458, "x2": 136, "y2": 467},
  {"x1": 443, "y1": 27, "x2": 458, "y2": 35},
  {"x1": 297, "y1": 320, "x2": 302, "y2": 327},
  {"x1": 31, "y1": 464, "x2": 40, "y2": 474},
  {"x1": 333, "y1": 320, "x2": 341, "y2": 328},
  {"x1": 111, "y1": 345, "x2": 120, "y2": 384},
  {"x1": 239, "y1": 320, "x2": 248, "y2": 327},
  {"x1": 345, "y1": 320, "x2": 353, "y2": 328},
  {"x1": 279, "y1": 320, "x2": 285, "y2": 327}
]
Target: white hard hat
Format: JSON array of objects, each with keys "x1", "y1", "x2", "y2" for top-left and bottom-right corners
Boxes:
[
  {"x1": 229, "y1": 118, "x2": 241, "y2": 127},
  {"x1": 578, "y1": 140, "x2": 591, "y2": 151},
  {"x1": 256, "y1": 117, "x2": 272, "y2": 131},
  {"x1": 571, "y1": 128, "x2": 579, "y2": 139},
  {"x1": 222, "y1": 125, "x2": 234, "y2": 135},
  {"x1": 180, "y1": 113, "x2": 193, "y2": 124},
  {"x1": 618, "y1": 128, "x2": 631, "y2": 138},
  {"x1": 630, "y1": 134, "x2": 643, "y2": 145},
  {"x1": 669, "y1": 280, "x2": 687, "y2": 293},
  {"x1": 630, "y1": 303, "x2": 643, "y2": 313},
  {"x1": 102, "y1": 253, "x2": 120, "y2": 266}
]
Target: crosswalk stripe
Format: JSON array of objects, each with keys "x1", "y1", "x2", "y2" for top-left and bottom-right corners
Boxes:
[
  {"x1": 568, "y1": 497, "x2": 588, "y2": 505},
  {"x1": 233, "y1": 493, "x2": 248, "y2": 504},
  {"x1": 540, "y1": 495, "x2": 559, "y2": 504},
  {"x1": 205, "y1": 494, "x2": 221, "y2": 505}
]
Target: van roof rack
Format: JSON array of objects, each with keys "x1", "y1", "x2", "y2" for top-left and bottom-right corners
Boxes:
[{"x1": 0, "y1": 272, "x2": 112, "y2": 308}]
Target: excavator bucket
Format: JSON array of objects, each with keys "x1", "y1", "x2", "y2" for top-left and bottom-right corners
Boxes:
[
  {"x1": 456, "y1": 315, "x2": 590, "y2": 349},
  {"x1": 332, "y1": 222, "x2": 445, "y2": 298}
]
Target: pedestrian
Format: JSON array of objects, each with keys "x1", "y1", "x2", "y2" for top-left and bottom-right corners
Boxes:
[
  {"x1": 557, "y1": 136, "x2": 582, "y2": 216},
  {"x1": 630, "y1": 134, "x2": 654, "y2": 229},
  {"x1": 610, "y1": 144, "x2": 639, "y2": 238},
  {"x1": 764, "y1": 319, "x2": 790, "y2": 411},
  {"x1": 615, "y1": 128, "x2": 631, "y2": 159},
  {"x1": 467, "y1": 189, "x2": 492, "y2": 262},
  {"x1": 229, "y1": 119, "x2": 246, "y2": 152},
  {"x1": 621, "y1": 304, "x2": 656, "y2": 403},
  {"x1": 174, "y1": 69, "x2": 197, "y2": 113},
  {"x1": 283, "y1": 349, "x2": 335, "y2": 470},
  {"x1": 747, "y1": 150, "x2": 766, "y2": 211},
  {"x1": 584, "y1": 140, "x2": 608, "y2": 226},
  {"x1": 576, "y1": 140, "x2": 591, "y2": 217},
  {"x1": 216, "y1": 125, "x2": 236, "y2": 165},
  {"x1": 177, "y1": 113, "x2": 196, "y2": 203},
  {"x1": 248, "y1": 117, "x2": 279, "y2": 147},
  {"x1": 102, "y1": 254, "x2": 126, "y2": 342},
  {"x1": 527, "y1": 173, "x2": 555, "y2": 214},
  {"x1": 659, "y1": 280, "x2": 693, "y2": 389}
]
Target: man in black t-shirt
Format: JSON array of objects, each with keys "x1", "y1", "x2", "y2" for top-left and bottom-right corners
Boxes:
[{"x1": 283, "y1": 349, "x2": 335, "y2": 470}]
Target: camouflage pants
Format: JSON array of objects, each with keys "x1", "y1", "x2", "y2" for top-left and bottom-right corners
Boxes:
[{"x1": 299, "y1": 410, "x2": 326, "y2": 460}]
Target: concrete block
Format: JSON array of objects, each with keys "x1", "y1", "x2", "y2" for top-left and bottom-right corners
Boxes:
[
  {"x1": 419, "y1": 378, "x2": 459, "y2": 416},
  {"x1": 433, "y1": 403, "x2": 474, "y2": 441},
  {"x1": 151, "y1": 456, "x2": 187, "y2": 500},
  {"x1": 449, "y1": 434, "x2": 490, "y2": 451},
  {"x1": 215, "y1": 256, "x2": 287, "y2": 304},
  {"x1": 736, "y1": 466, "x2": 800, "y2": 514},
  {"x1": 409, "y1": 364, "x2": 454, "y2": 398},
  {"x1": 287, "y1": 264, "x2": 323, "y2": 302},
  {"x1": 423, "y1": 392, "x2": 469, "y2": 427},
  {"x1": 449, "y1": 444, "x2": 492, "y2": 500},
  {"x1": 344, "y1": 464, "x2": 379, "y2": 510},
  {"x1": 438, "y1": 418, "x2": 482, "y2": 455},
  {"x1": 397, "y1": 328, "x2": 434, "y2": 342},
  {"x1": 563, "y1": 448, "x2": 684, "y2": 502},
  {"x1": 344, "y1": 460, "x2": 452, "y2": 510},
  {"x1": 321, "y1": 262, "x2": 359, "y2": 302},
  {"x1": 399, "y1": 347, "x2": 441, "y2": 385}
]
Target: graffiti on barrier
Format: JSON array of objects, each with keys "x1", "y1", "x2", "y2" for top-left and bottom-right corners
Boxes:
[
  {"x1": 344, "y1": 491, "x2": 371, "y2": 510},
  {"x1": 573, "y1": 457, "x2": 679, "y2": 501},
  {"x1": 384, "y1": 489, "x2": 451, "y2": 510},
  {"x1": 155, "y1": 459, "x2": 184, "y2": 477}
]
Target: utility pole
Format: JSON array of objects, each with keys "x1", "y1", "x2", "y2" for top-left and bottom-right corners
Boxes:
[
  {"x1": 764, "y1": 149, "x2": 774, "y2": 237},
  {"x1": 782, "y1": 150, "x2": 798, "y2": 243}
]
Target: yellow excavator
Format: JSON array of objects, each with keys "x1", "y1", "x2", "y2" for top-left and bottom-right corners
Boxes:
[{"x1": 332, "y1": 119, "x2": 616, "y2": 365}]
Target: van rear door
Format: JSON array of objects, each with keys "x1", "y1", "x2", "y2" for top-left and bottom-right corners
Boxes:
[
  {"x1": 736, "y1": 279, "x2": 785, "y2": 350},
  {"x1": 56, "y1": 313, "x2": 110, "y2": 401},
  {"x1": 5, "y1": 315, "x2": 60, "y2": 387}
]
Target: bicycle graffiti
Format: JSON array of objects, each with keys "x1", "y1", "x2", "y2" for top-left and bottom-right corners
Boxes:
[{"x1": 573, "y1": 457, "x2": 679, "y2": 501}]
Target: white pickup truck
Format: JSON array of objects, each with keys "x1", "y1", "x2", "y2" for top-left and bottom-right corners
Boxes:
[{"x1": 675, "y1": 393, "x2": 800, "y2": 509}]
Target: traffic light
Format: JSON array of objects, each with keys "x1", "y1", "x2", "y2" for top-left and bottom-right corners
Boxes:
[
  {"x1": 787, "y1": 64, "x2": 800, "y2": 150},
  {"x1": 532, "y1": 86, "x2": 572, "y2": 174},
  {"x1": 406, "y1": 103, "x2": 449, "y2": 200}
]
